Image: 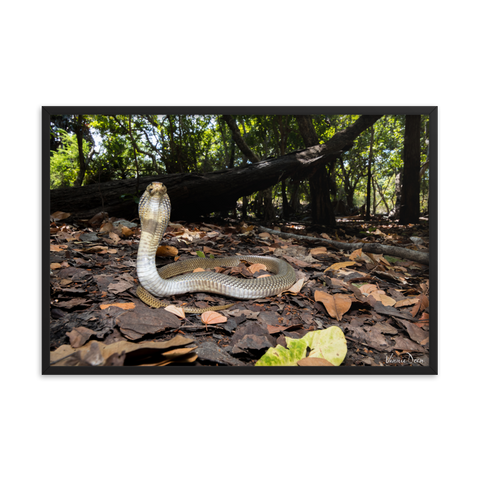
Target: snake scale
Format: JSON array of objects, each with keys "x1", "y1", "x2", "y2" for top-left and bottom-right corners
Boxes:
[{"x1": 136, "y1": 182, "x2": 296, "y2": 313}]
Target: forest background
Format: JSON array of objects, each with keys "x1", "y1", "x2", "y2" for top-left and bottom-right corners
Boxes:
[{"x1": 50, "y1": 114, "x2": 429, "y2": 225}]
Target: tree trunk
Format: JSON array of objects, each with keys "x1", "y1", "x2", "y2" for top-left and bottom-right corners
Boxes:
[
  {"x1": 73, "y1": 115, "x2": 86, "y2": 187},
  {"x1": 366, "y1": 126, "x2": 374, "y2": 219},
  {"x1": 399, "y1": 115, "x2": 421, "y2": 224},
  {"x1": 222, "y1": 115, "x2": 260, "y2": 163},
  {"x1": 308, "y1": 165, "x2": 335, "y2": 226},
  {"x1": 295, "y1": 115, "x2": 336, "y2": 227},
  {"x1": 51, "y1": 114, "x2": 382, "y2": 220},
  {"x1": 390, "y1": 171, "x2": 402, "y2": 219}
]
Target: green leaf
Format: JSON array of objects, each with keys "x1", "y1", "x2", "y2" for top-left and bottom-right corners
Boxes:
[
  {"x1": 302, "y1": 327, "x2": 348, "y2": 366},
  {"x1": 255, "y1": 326, "x2": 347, "y2": 367},
  {"x1": 255, "y1": 340, "x2": 307, "y2": 366},
  {"x1": 196, "y1": 250, "x2": 206, "y2": 258}
]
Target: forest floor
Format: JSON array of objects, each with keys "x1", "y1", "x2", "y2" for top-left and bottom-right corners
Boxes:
[{"x1": 48, "y1": 211, "x2": 430, "y2": 368}]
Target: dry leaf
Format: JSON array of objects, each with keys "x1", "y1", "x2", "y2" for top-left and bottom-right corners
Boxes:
[
  {"x1": 100, "y1": 302, "x2": 136, "y2": 310},
  {"x1": 83, "y1": 245, "x2": 108, "y2": 254},
  {"x1": 370, "y1": 293, "x2": 396, "y2": 307},
  {"x1": 108, "y1": 231, "x2": 121, "y2": 244},
  {"x1": 50, "y1": 263, "x2": 62, "y2": 270},
  {"x1": 314, "y1": 290, "x2": 352, "y2": 321},
  {"x1": 287, "y1": 278, "x2": 305, "y2": 294},
  {"x1": 193, "y1": 268, "x2": 205, "y2": 272},
  {"x1": 51, "y1": 211, "x2": 71, "y2": 222},
  {"x1": 164, "y1": 305, "x2": 186, "y2": 318},
  {"x1": 324, "y1": 261, "x2": 357, "y2": 272},
  {"x1": 201, "y1": 311, "x2": 227, "y2": 325},
  {"x1": 239, "y1": 224, "x2": 255, "y2": 233},
  {"x1": 121, "y1": 226, "x2": 134, "y2": 237},
  {"x1": 144, "y1": 347, "x2": 198, "y2": 367},
  {"x1": 259, "y1": 232, "x2": 271, "y2": 239},
  {"x1": 88, "y1": 211, "x2": 108, "y2": 227},
  {"x1": 156, "y1": 245, "x2": 179, "y2": 257},
  {"x1": 203, "y1": 246, "x2": 222, "y2": 254},
  {"x1": 310, "y1": 247, "x2": 327, "y2": 255},
  {"x1": 50, "y1": 244, "x2": 67, "y2": 252},
  {"x1": 411, "y1": 293, "x2": 429, "y2": 317},
  {"x1": 297, "y1": 357, "x2": 334, "y2": 366},
  {"x1": 248, "y1": 263, "x2": 267, "y2": 274},
  {"x1": 66, "y1": 326, "x2": 96, "y2": 348},
  {"x1": 359, "y1": 284, "x2": 378, "y2": 296},
  {"x1": 349, "y1": 248, "x2": 363, "y2": 261},
  {"x1": 395, "y1": 297, "x2": 419, "y2": 308},
  {"x1": 99, "y1": 222, "x2": 114, "y2": 233},
  {"x1": 51, "y1": 336, "x2": 196, "y2": 367}
]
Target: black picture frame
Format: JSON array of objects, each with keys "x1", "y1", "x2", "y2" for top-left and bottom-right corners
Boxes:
[{"x1": 40, "y1": 104, "x2": 439, "y2": 375}]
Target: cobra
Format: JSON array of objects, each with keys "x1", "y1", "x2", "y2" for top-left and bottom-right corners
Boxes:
[{"x1": 136, "y1": 182, "x2": 297, "y2": 313}]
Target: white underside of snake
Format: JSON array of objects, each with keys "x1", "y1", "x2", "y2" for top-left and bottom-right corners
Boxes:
[{"x1": 136, "y1": 182, "x2": 296, "y2": 313}]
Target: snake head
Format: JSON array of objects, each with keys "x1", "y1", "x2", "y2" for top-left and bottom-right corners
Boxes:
[{"x1": 147, "y1": 182, "x2": 167, "y2": 197}]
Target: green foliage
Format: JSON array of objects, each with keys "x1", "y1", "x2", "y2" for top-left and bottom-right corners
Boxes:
[
  {"x1": 49, "y1": 114, "x2": 430, "y2": 217},
  {"x1": 255, "y1": 326, "x2": 348, "y2": 366},
  {"x1": 50, "y1": 129, "x2": 90, "y2": 188}
]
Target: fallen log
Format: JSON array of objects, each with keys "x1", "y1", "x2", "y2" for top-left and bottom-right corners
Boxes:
[
  {"x1": 49, "y1": 114, "x2": 382, "y2": 220},
  {"x1": 258, "y1": 226, "x2": 429, "y2": 265}
]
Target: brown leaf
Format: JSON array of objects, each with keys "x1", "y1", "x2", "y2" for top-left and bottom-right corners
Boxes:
[
  {"x1": 324, "y1": 261, "x2": 357, "y2": 272},
  {"x1": 193, "y1": 268, "x2": 205, "y2": 273},
  {"x1": 51, "y1": 336, "x2": 196, "y2": 367},
  {"x1": 349, "y1": 248, "x2": 363, "y2": 261},
  {"x1": 164, "y1": 305, "x2": 186, "y2": 318},
  {"x1": 411, "y1": 293, "x2": 429, "y2": 317},
  {"x1": 55, "y1": 298, "x2": 90, "y2": 309},
  {"x1": 108, "y1": 279, "x2": 134, "y2": 294},
  {"x1": 281, "y1": 255, "x2": 313, "y2": 268},
  {"x1": 203, "y1": 246, "x2": 222, "y2": 254},
  {"x1": 395, "y1": 297, "x2": 419, "y2": 308},
  {"x1": 141, "y1": 349, "x2": 198, "y2": 366},
  {"x1": 359, "y1": 284, "x2": 378, "y2": 296},
  {"x1": 108, "y1": 231, "x2": 121, "y2": 244},
  {"x1": 83, "y1": 245, "x2": 108, "y2": 254},
  {"x1": 100, "y1": 302, "x2": 135, "y2": 310},
  {"x1": 50, "y1": 211, "x2": 71, "y2": 222},
  {"x1": 370, "y1": 292, "x2": 396, "y2": 307},
  {"x1": 99, "y1": 222, "x2": 114, "y2": 234},
  {"x1": 297, "y1": 357, "x2": 334, "y2": 366},
  {"x1": 66, "y1": 327, "x2": 97, "y2": 348},
  {"x1": 201, "y1": 311, "x2": 227, "y2": 325},
  {"x1": 266, "y1": 324, "x2": 302, "y2": 334},
  {"x1": 121, "y1": 226, "x2": 134, "y2": 237},
  {"x1": 314, "y1": 290, "x2": 352, "y2": 321},
  {"x1": 117, "y1": 309, "x2": 182, "y2": 340},
  {"x1": 50, "y1": 244, "x2": 67, "y2": 252},
  {"x1": 247, "y1": 263, "x2": 268, "y2": 274},
  {"x1": 88, "y1": 211, "x2": 108, "y2": 227},
  {"x1": 287, "y1": 278, "x2": 305, "y2": 294},
  {"x1": 156, "y1": 245, "x2": 179, "y2": 257},
  {"x1": 310, "y1": 246, "x2": 327, "y2": 255}
]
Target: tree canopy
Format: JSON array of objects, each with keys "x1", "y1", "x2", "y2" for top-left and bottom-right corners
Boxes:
[{"x1": 50, "y1": 113, "x2": 430, "y2": 223}]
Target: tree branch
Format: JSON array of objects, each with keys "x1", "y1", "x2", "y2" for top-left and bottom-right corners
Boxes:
[{"x1": 258, "y1": 226, "x2": 429, "y2": 265}]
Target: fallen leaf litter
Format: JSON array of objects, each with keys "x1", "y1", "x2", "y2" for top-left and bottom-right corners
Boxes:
[{"x1": 49, "y1": 213, "x2": 430, "y2": 367}]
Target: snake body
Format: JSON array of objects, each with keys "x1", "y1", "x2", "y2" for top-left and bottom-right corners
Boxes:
[{"x1": 136, "y1": 182, "x2": 296, "y2": 312}]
